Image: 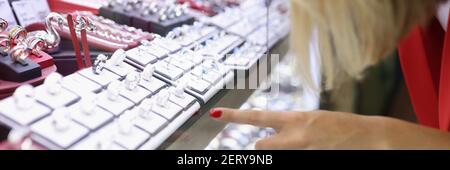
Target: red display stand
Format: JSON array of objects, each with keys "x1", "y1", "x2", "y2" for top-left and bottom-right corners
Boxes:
[
  {"x1": 28, "y1": 51, "x2": 55, "y2": 69},
  {"x1": 47, "y1": 0, "x2": 101, "y2": 14}
]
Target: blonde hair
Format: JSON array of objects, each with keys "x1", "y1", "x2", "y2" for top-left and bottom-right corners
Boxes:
[{"x1": 291, "y1": 0, "x2": 441, "y2": 92}]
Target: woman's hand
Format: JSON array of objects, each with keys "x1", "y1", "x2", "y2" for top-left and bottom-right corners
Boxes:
[{"x1": 209, "y1": 108, "x2": 450, "y2": 149}]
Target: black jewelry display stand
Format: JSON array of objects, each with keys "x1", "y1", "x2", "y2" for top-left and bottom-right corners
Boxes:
[
  {"x1": 0, "y1": 54, "x2": 41, "y2": 82},
  {"x1": 99, "y1": 5, "x2": 131, "y2": 26},
  {"x1": 99, "y1": 6, "x2": 195, "y2": 36},
  {"x1": 133, "y1": 14, "x2": 195, "y2": 36}
]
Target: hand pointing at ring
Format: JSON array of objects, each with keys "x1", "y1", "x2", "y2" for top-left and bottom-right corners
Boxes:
[{"x1": 209, "y1": 108, "x2": 450, "y2": 149}]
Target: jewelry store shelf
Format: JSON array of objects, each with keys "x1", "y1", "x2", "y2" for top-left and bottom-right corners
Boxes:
[{"x1": 161, "y1": 37, "x2": 289, "y2": 150}]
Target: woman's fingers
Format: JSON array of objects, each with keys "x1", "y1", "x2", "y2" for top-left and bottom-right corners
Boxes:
[
  {"x1": 209, "y1": 107, "x2": 296, "y2": 129},
  {"x1": 255, "y1": 135, "x2": 285, "y2": 150},
  {"x1": 256, "y1": 132, "x2": 310, "y2": 150}
]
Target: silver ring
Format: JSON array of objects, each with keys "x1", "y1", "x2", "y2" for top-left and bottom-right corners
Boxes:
[
  {"x1": 44, "y1": 72, "x2": 63, "y2": 95},
  {"x1": 124, "y1": 3, "x2": 133, "y2": 11},
  {"x1": 8, "y1": 25, "x2": 27, "y2": 45},
  {"x1": 124, "y1": 0, "x2": 141, "y2": 12},
  {"x1": 0, "y1": 18, "x2": 8, "y2": 33},
  {"x1": 75, "y1": 15, "x2": 95, "y2": 32},
  {"x1": 124, "y1": 72, "x2": 140, "y2": 91},
  {"x1": 107, "y1": 0, "x2": 118, "y2": 7},
  {"x1": 93, "y1": 54, "x2": 108, "y2": 75},
  {"x1": 0, "y1": 34, "x2": 11, "y2": 54},
  {"x1": 13, "y1": 84, "x2": 35, "y2": 111},
  {"x1": 159, "y1": 14, "x2": 167, "y2": 22},
  {"x1": 51, "y1": 108, "x2": 70, "y2": 132},
  {"x1": 107, "y1": 80, "x2": 122, "y2": 101},
  {"x1": 26, "y1": 36, "x2": 45, "y2": 57},
  {"x1": 121, "y1": 36, "x2": 134, "y2": 44},
  {"x1": 10, "y1": 43, "x2": 30, "y2": 65},
  {"x1": 174, "y1": 5, "x2": 183, "y2": 17},
  {"x1": 141, "y1": 7, "x2": 151, "y2": 16}
]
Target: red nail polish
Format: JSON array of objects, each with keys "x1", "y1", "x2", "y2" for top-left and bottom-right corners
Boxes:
[{"x1": 209, "y1": 109, "x2": 222, "y2": 118}]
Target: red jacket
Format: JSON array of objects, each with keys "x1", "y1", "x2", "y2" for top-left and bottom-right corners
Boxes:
[{"x1": 398, "y1": 14, "x2": 450, "y2": 131}]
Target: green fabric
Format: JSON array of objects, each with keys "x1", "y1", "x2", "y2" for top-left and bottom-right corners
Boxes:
[
  {"x1": 320, "y1": 50, "x2": 402, "y2": 116},
  {"x1": 356, "y1": 51, "x2": 402, "y2": 115}
]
